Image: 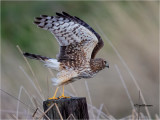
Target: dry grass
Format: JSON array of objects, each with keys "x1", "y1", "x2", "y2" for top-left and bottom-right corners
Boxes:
[
  {"x1": 1, "y1": 41, "x2": 158, "y2": 119},
  {"x1": 1, "y1": 1, "x2": 159, "y2": 119}
]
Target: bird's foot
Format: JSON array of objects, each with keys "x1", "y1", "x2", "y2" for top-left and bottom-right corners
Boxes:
[
  {"x1": 58, "y1": 95, "x2": 70, "y2": 99},
  {"x1": 48, "y1": 87, "x2": 59, "y2": 100},
  {"x1": 48, "y1": 96, "x2": 58, "y2": 100}
]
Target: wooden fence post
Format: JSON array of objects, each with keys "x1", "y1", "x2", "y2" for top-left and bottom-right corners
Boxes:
[{"x1": 43, "y1": 97, "x2": 89, "y2": 119}]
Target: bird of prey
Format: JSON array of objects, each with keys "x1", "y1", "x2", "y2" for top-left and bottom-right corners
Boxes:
[{"x1": 24, "y1": 12, "x2": 109, "y2": 99}]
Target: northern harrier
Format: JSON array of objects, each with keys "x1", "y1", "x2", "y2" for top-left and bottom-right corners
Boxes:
[{"x1": 24, "y1": 12, "x2": 109, "y2": 99}]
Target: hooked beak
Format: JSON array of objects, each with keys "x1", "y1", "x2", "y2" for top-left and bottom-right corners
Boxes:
[{"x1": 106, "y1": 63, "x2": 109, "y2": 68}]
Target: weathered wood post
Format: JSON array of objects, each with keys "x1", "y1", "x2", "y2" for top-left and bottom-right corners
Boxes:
[{"x1": 43, "y1": 97, "x2": 89, "y2": 119}]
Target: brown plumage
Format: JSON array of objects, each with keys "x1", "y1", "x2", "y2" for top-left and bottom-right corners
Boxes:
[{"x1": 24, "y1": 12, "x2": 109, "y2": 86}]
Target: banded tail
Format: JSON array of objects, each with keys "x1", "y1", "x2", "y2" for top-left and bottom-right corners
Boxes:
[
  {"x1": 23, "y1": 52, "x2": 60, "y2": 71},
  {"x1": 23, "y1": 52, "x2": 50, "y2": 61}
]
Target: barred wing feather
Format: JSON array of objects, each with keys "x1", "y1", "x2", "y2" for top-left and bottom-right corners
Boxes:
[{"x1": 34, "y1": 12, "x2": 102, "y2": 61}]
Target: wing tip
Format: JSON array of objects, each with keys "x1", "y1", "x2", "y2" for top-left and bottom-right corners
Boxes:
[
  {"x1": 56, "y1": 12, "x2": 64, "y2": 17},
  {"x1": 62, "y1": 11, "x2": 73, "y2": 18},
  {"x1": 40, "y1": 15, "x2": 48, "y2": 18},
  {"x1": 23, "y1": 52, "x2": 29, "y2": 56},
  {"x1": 34, "y1": 21, "x2": 40, "y2": 25},
  {"x1": 35, "y1": 17, "x2": 42, "y2": 20},
  {"x1": 23, "y1": 52, "x2": 34, "y2": 59}
]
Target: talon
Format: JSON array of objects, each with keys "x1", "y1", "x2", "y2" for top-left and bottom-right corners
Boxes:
[
  {"x1": 59, "y1": 95, "x2": 70, "y2": 99},
  {"x1": 48, "y1": 87, "x2": 59, "y2": 100},
  {"x1": 59, "y1": 85, "x2": 70, "y2": 99},
  {"x1": 48, "y1": 97, "x2": 58, "y2": 100}
]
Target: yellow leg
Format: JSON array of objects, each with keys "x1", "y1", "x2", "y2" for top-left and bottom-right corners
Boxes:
[
  {"x1": 59, "y1": 85, "x2": 70, "y2": 99},
  {"x1": 48, "y1": 87, "x2": 59, "y2": 100},
  {"x1": 62, "y1": 85, "x2": 64, "y2": 96}
]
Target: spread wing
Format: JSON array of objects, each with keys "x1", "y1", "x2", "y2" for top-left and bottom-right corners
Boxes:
[{"x1": 34, "y1": 12, "x2": 103, "y2": 62}]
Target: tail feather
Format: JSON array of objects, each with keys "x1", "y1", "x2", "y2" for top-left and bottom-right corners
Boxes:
[{"x1": 23, "y1": 52, "x2": 50, "y2": 61}]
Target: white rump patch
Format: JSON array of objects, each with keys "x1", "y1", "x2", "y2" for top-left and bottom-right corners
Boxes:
[{"x1": 44, "y1": 58, "x2": 60, "y2": 71}]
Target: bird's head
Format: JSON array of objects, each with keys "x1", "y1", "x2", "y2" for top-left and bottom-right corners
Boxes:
[
  {"x1": 90, "y1": 58, "x2": 109, "y2": 72},
  {"x1": 103, "y1": 60, "x2": 109, "y2": 68}
]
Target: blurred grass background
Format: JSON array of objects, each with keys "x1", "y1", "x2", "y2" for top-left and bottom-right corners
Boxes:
[{"x1": 1, "y1": 1, "x2": 159, "y2": 119}]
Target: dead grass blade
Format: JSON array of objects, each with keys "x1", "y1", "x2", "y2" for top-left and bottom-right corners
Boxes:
[
  {"x1": 38, "y1": 103, "x2": 55, "y2": 120},
  {"x1": 67, "y1": 114, "x2": 76, "y2": 120},
  {"x1": 155, "y1": 114, "x2": 160, "y2": 120},
  {"x1": 85, "y1": 80, "x2": 95, "y2": 119},
  {"x1": 104, "y1": 105, "x2": 111, "y2": 116},
  {"x1": 69, "y1": 83, "x2": 78, "y2": 97},
  {"x1": 8, "y1": 113, "x2": 18, "y2": 120},
  {"x1": 115, "y1": 64, "x2": 134, "y2": 109},
  {"x1": 32, "y1": 96, "x2": 38, "y2": 108},
  {"x1": 16, "y1": 45, "x2": 44, "y2": 99},
  {"x1": 47, "y1": 75, "x2": 49, "y2": 98},
  {"x1": 37, "y1": 107, "x2": 50, "y2": 120},
  {"x1": 131, "y1": 109, "x2": 136, "y2": 120},
  {"x1": 32, "y1": 108, "x2": 38, "y2": 118},
  {"x1": 47, "y1": 68, "x2": 55, "y2": 95},
  {"x1": 95, "y1": 23, "x2": 151, "y2": 119},
  {"x1": 19, "y1": 66, "x2": 44, "y2": 101},
  {"x1": 48, "y1": 68, "x2": 55, "y2": 77},
  {"x1": 38, "y1": 103, "x2": 63, "y2": 120},
  {"x1": 55, "y1": 103, "x2": 63, "y2": 120},
  {"x1": 16, "y1": 85, "x2": 35, "y2": 119},
  {"x1": 96, "y1": 104, "x2": 103, "y2": 119}
]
